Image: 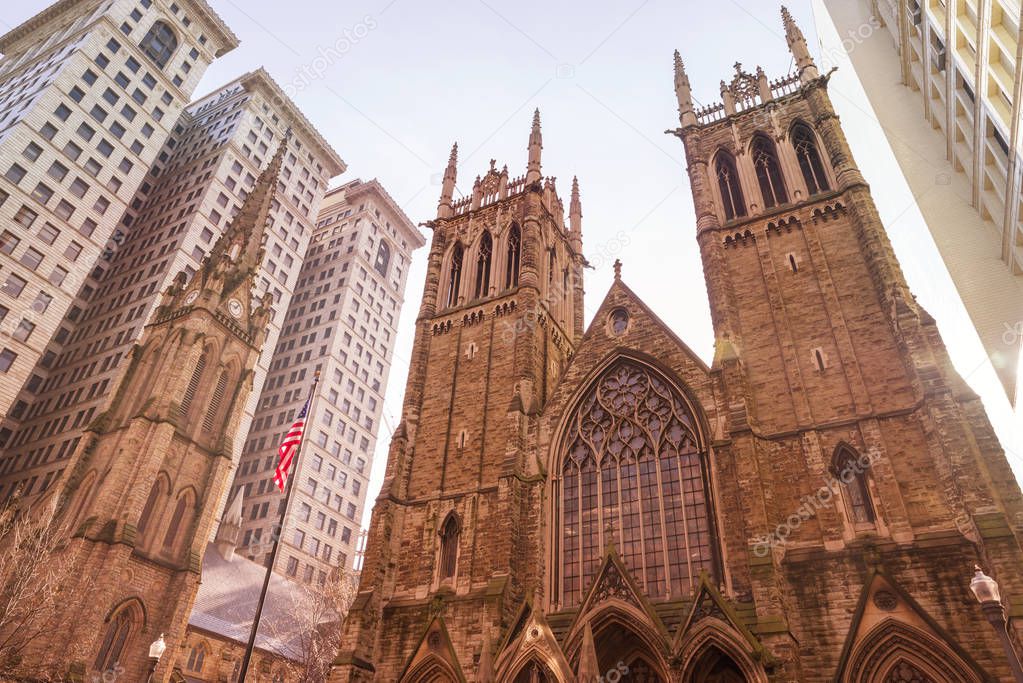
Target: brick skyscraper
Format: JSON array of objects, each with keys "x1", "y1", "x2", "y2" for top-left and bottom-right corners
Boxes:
[
  {"x1": 329, "y1": 9, "x2": 1023, "y2": 683},
  {"x1": 0, "y1": 0, "x2": 238, "y2": 415},
  {"x1": 232, "y1": 178, "x2": 424, "y2": 583}
]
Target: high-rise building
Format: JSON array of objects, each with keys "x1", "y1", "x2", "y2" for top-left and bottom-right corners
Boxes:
[
  {"x1": 232, "y1": 178, "x2": 424, "y2": 584},
  {"x1": 329, "y1": 10, "x2": 1023, "y2": 683},
  {"x1": 0, "y1": 68, "x2": 344, "y2": 506},
  {"x1": 28, "y1": 131, "x2": 287, "y2": 682},
  {"x1": 815, "y1": 0, "x2": 1023, "y2": 410},
  {"x1": 0, "y1": 0, "x2": 239, "y2": 416}
]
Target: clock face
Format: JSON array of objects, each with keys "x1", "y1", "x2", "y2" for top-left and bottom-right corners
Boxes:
[
  {"x1": 228, "y1": 299, "x2": 243, "y2": 318},
  {"x1": 183, "y1": 290, "x2": 199, "y2": 305}
]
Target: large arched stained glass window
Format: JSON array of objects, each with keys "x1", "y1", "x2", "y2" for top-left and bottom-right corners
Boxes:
[{"x1": 558, "y1": 359, "x2": 716, "y2": 607}]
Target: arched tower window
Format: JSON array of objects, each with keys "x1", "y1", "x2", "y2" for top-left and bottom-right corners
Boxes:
[
  {"x1": 178, "y1": 350, "x2": 208, "y2": 418},
  {"x1": 445, "y1": 244, "x2": 463, "y2": 308},
  {"x1": 162, "y1": 490, "x2": 194, "y2": 552},
  {"x1": 439, "y1": 514, "x2": 459, "y2": 579},
  {"x1": 136, "y1": 474, "x2": 167, "y2": 541},
  {"x1": 374, "y1": 240, "x2": 391, "y2": 277},
  {"x1": 833, "y1": 445, "x2": 875, "y2": 525},
  {"x1": 557, "y1": 359, "x2": 716, "y2": 607},
  {"x1": 505, "y1": 224, "x2": 521, "y2": 288},
  {"x1": 714, "y1": 151, "x2": 746, "y2": 221},
  {"x1": 751, "y1": 134, "x2": 788, "y2": 209},
  {"x1": 94, "y1": 603, "x2": 139, "y2": 672},
  {"x1": 202, "y1": 369, "x2": 229, "y2": 433},
  {"x1": 139, "y1": 21, "x2": 178, "y2": 69},
  {"x1": 792, "y1": 123, "x2": 831, "y2": 195},
  {"x1": 474, "y1": 231, "x2": 493, "y2": 299}
]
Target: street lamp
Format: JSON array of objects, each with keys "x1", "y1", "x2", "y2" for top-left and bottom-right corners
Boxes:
[
  {"x1": 970, "y1": 566, "x2": 1023, "y2": 682},
  {"x1": 147, "y1": 634, "x2": 166, "y2": 682}
]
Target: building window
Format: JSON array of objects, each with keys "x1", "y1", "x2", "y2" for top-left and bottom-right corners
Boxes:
[
  {"x1": 139, "y1": 21, "x2": 178, "y2": 68},
  {"x1": 714, "y1": 151, "x2": 746, "y2": 220},
  {"x1": 505, "y1": 223, "x2": 521, "y2": 288},
  {"x1": 374, "y1": 240, "x2": 390, "y2": 277},
  {"x1": 791, "y1": 123, "x2": 830, "y2": 195},
  {"x1": 751, "y1": 134, "x2": 788, "y2": 209},
  {"x1": 0, "y1": 349, "x2": 16, "y2": 372},
  {"x1": 439, "y1": 513, "x2": 459, "y2": 580},
  {"x1": 186, "y1": 643, "x2": 207, "y2": 672},
  {"x1": 557, "y1": 359, "x2": 716, "y2": 607},
  {"x1": 445, "y1": 243, "x2": 464, "y2": 308},
  {"x1": 161, "y1": 492, "x2": 192, "y2": 551},
  {"x1": 833, "y1": 445, "x2": 875, "y2": 525},
  {"x1": 474, "y1": 231, "x2": 492, "y2": 299},
  {"x1": 94, "y1": 605, "x2": 136, "y2": 672}
]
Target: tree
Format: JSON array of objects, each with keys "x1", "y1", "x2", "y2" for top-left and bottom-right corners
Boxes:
[
  {"x1": 267, "y1": 572, "x2": 358, "y2": 683},
  {"x1": 0, "y1": 500, "x2": 88, "y2": 681}
]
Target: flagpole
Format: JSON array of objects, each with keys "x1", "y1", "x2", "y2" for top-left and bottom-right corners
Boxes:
[{"x1": 239, "y1": 370, "x2": 320, "y2": 681}]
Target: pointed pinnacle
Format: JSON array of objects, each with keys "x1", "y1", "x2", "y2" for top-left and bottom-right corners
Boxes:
[
  {"x1": 674, "y1": 49, "x2": 685, "y2": 77},
  {"x1": 571, "y1": 175, "x2": 579, "y2": 196},
  {"x1": 781, "y1": 5, "x2": 803, "y2": 39},
  {"x1": 448, "y1": 142, "x2": 458, "y2": 165}
]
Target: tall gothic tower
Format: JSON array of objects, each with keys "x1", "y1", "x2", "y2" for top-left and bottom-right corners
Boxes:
[
  {"x1": 332, "y1": 113, "x2": 586, "y2": 682},
  {"x1": 333, "y1": 9, "x2": 1023, "y2": 683},
  {"x1": 27, "y1": 136, "x2": 289, "y2": 681}
]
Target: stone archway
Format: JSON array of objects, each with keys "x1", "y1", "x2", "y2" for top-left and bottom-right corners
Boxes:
[{"x1": 687, "y1": 646, "x2": 748, "y2": 683}]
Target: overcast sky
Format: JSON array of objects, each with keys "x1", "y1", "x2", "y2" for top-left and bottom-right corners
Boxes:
[{"x1": 4, "y1": 0, "x2": 1020, "y2": 528}]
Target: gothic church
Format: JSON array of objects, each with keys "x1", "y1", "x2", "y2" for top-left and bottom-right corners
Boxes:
[{"x1": 330, "y1": 10, "x2": 1023, "y2": 683}]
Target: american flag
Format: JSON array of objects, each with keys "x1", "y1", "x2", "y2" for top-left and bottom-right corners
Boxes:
[{"x1": 273, "y1": 399, "x2": 309, "y2": 491}]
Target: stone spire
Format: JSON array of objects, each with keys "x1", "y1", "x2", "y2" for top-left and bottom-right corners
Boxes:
[
  {"x1": 782, "y1": 6, "x2": 819, "y2": 82},
  {"x1": 437, "y1": 142, "x2": 458, "y2": 219},
  {"x1": 570, "y1": 176, "x2": 582, "y2": 233},
  {"x1": 674, "y1": 50, "x2": 697, "y2": 128},
  {"x1": 204, "y1": 129, "x2": 290, "y2": 299},
  {"x1": 526, "y1": 108, "x2": 543, "y2": 184}
]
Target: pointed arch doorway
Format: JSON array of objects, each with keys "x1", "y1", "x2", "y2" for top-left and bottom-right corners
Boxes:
[{"x1": 687, "y1": 647, "x2": 749, "y2": 683}]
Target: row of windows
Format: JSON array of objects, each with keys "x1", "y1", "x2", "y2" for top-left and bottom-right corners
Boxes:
[
  {"x1": 445, "y1": 224, "x2": 520, "y2": 307},
  {"x1": 713, "y1": 122, "x2": 831, "y2": 221}
]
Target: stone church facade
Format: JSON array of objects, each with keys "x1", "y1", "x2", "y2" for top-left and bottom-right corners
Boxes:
[{"x1": 330, "y1": 10, "x2": 1023, "y2": 683}]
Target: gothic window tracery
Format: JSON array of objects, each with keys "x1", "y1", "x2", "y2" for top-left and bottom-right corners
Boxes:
[
  {"x1": 505, "y1": 224, "x2": 521, "y2": 288},
  {"x1": 751, "y1": 135, "x2": 788, "y2": 209},
  {"x1": 883, "y1": 661, "x2": 936, "y2": 683},
  {"x1": 558, "y1": 360, "x2": 716, "y2": 607},
  {"x1": 445, "y1": 244, "x2": 463, "y2": 308},
  {"x1": 162, "y1": 490, "x2": 194, "y2": 554},
  {"x1": 833, "y1": 445, "x2": 875, "y2": 525},
  {"x1": 714, "y1": 152, "x2": 746, "y2": 221},
  {"x1": 94, "y1": 603, "x2": 138, "y2": 672},
  {"x1": 474, "y1": 231, "x2": 493, "y2": 299},
  {"x1": 791, "y1": 123, "x2": 830, "y2": 195}
]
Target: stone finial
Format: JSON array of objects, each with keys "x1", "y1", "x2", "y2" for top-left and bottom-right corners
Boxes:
[
  {"x1": 526, "y1": 108, "x2": 543, "y2": 184},
  {"x1": 438, "y1": 142, "x2": 458, "y2": 219},
  {"x1": 613, "y1": 259, "x2": 622, "y2": 280},
  {"x1": 674, "y1": 49, "x2": 698, "y2": 127},
  {"x1": 781, "y1": 5, "x2": 819, "y2": 82}
]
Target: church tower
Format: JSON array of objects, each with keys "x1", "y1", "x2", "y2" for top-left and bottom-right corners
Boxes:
[
  {"x1": 26, "y1": 135, "x2": 289, "y2": 681},
  {"x1": 668, "y1": 7, "x2": 1023, "y2": 680},
  {"x1": 331, "y1": 113, "x2": 585, "y2": 681}
]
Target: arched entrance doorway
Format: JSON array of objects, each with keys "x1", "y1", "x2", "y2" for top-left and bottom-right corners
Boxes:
[{"x1": 688, "y1": 647, "x2": 748, "y2": 683}]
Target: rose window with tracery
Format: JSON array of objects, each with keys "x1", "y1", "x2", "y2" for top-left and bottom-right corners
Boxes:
[{"x1": 556, "y1": 359, "x2": 717, "y2": 607}]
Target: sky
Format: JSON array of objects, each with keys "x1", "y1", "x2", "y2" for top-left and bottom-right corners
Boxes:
[{"x1": 4, "y1": 0, "x2": 1020, "y2": 530}]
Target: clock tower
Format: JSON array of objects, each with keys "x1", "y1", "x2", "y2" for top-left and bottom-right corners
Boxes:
[{"x1": 27, "y1": 134, "x2": 289, "y2": 681}]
